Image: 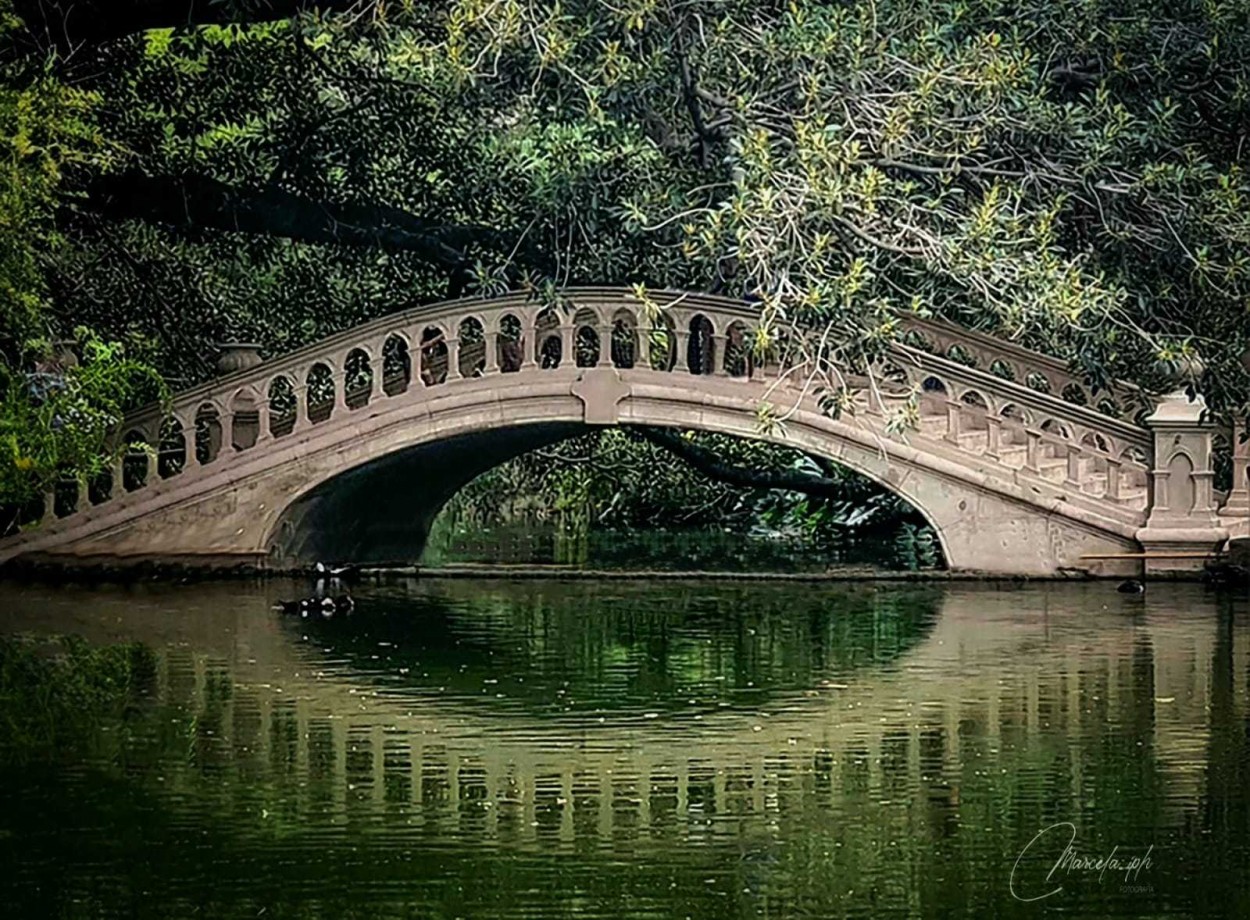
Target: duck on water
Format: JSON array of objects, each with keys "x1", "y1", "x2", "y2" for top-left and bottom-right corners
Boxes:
[{"x1": 273, "y1": 595, "x2": 355, "y2": 617}]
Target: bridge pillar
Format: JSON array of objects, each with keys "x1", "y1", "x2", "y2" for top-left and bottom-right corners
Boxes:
[
  {"x1": 483, "y1": 331, "x2": 500, "y2": 373},
  {"x1": 446, "y1": 337, "x2": 463, "y2": 380},
  {"x1": 1224, "y1": 418, "x2": 1249, "y2": 515},
  {"x1": 1135, "y1": 388, "x2": 1228, "y2": 574},
  {"x1": 1221, "y1": 417, "x2": 1249, "y2": 539},
  {"x1": 711, "y1": 334, "x2": 729, "y2": 376},
  {"x1": 597, "y1": 324, "x2": 614, "y2": 368},
  {"x1": 254, "y1": 401, "x2": 272, "y2": 445},
  {"x1": 292, "y1": 387, "x2": 311, "y2": 434},
  {"x1": 674, "y1": 331, "x2": 691, "y2": 372}
]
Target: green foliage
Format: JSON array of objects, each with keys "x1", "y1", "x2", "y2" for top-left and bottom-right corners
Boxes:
[
  {"x1": 0, "y1": 635, "x2": 157, "y2": 764},
  {"x1": 0, "y1": 3, "x2": 164, "y2": 509},
  {"x1": 29, "y1": 0, "x2": 1246, "y2": 419},
  {"x1": 0, "y1": 332, "x2": 165, "y2": 520},
  {"x1": 432, "y1": 429, "x2": 936, "y2": 569},
  {"x1": 0, "y1": 3, "x2": 105, "y2": 350}
]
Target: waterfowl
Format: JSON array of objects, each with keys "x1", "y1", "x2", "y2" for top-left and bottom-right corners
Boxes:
[
  {"x1": 1117, "y1": 579, "x2": 1145, "y2": 595},
  {"x1": 315, "y1": 562, "x2": 360, "y2": 580}
]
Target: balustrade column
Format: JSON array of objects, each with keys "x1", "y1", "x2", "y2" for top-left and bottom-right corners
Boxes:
[
  {"x1": 639, "y1": 323, "x2": 658, "y2": 369},
  {"x1": 110, "y1": 455, "x2": 125, "y2": 491},
  {"x1": 1065, "y1": 445, "x2": 1083, "y2": 489},
  {"x1": 943, "y1": 399, "x2": 961, "y2": 444},
  {"x1": 985, "y1": 415, "x2": 1002, "y2": 461},
  {"x1": 520, "y1": 316, "x2": 539, "y2": 370},
  {"x1": 597, "y1": 324, "x2": 614, "y2": 368},
  {"x1": 483, "y1": 331, "x2": 500, "y2": 374},
  {"x1": 674, "y1": 331, "x2": 691, "y2": 373},
  {"x1": 1025, "y1": 429, "x2": 1041, "y2": 473},
  {"x1": 75, "y1": 477, "x2": 90, "y2": 512},
  {"x1": 1105, "y1": 457, "x2": 1122, "y2": 501},
  {"x1": 293, "y1": 386, "x2": 312, "y2": 433},
  {"x1": 1224, "y1": 418, "x2": 1249, "y2": 518},
  {"x1": 42, "y1": 490, "x2": 56, "y2": 521},
  {"x1": 409, "y1": 332, "x2": 428, "y2": 385},
  {"x1": 333, "y1": 372, "x2": 349, "y2": 413},
  {"x1": 255, "y1": 401, "x2": 273, "y2": 445},
  {"x1": 446, "y1": 337, "x2": 463, "y2": 381},
  {"x1": 712, "y1": 334, "x2": 729, "y2": 377},
  {"x1": 559, "y1": 324, "x2": 575, "y2": 367}
]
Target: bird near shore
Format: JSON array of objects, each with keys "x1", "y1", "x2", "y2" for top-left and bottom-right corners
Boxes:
[{"x1": 1117, "y1": 580, "x2": 1145, "y2": 595}]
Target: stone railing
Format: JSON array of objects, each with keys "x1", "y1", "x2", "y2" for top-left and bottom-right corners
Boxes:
[{"x1": 16, "y1": 288, "x2": 1159, "y2": 535}]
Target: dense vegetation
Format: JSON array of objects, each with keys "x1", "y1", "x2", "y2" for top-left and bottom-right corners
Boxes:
[
  {"x1": 427, "y1": 428, "x2": 940, "y2": 570},
  {"x1": 1, "y1": 0, "x2": 1249, "y2": 541}
]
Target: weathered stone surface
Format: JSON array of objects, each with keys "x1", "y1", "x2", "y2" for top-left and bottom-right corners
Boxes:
[{"x1": 0, "y1": 288, "x2": 1234, "y2": 577}]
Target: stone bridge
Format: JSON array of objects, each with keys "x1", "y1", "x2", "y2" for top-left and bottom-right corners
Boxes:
[{"x1": 1, "y1": 287, "x2": 1244, "y2": 576}]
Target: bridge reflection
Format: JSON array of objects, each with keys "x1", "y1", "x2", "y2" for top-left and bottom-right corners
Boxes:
[{"x1": 4, "y1": 579, "x2": 1243, "y2": 860}]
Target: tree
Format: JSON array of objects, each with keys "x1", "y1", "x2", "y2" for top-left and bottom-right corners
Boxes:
[
  {"x1": 0, "y1": 1, "x2": 164, "y2": 518},
  {"x1": 40, "y1": 1, "x2": 1250, "y2": 414}
]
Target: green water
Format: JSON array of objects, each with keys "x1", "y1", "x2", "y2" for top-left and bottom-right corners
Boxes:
[{"x1": 0, "y1": 578, "x2": 1247, "y2": 918}]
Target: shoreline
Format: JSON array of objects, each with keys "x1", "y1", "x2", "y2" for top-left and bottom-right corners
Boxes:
[{"x1": 0, "y1": 558, "x2": 1167, "y2": 584}]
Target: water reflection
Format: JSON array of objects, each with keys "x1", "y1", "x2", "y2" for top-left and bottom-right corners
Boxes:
[
  {"x1": 0, "y1": 579, "x2": 1247, "y2": 918},
  {"x1": 287, "y1": 580, "x2": 942, "y2": 716}
]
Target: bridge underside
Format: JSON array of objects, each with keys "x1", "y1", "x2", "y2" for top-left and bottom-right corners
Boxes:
[
  {"x1": 268, "y1": 422, "x2": 584, "y2": 566},
  {"x1": 0, "y1": 366, "x2": 1144, "y2": 577}
]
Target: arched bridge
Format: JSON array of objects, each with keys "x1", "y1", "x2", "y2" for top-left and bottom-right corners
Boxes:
[{"x1": 2, "y1": 288, "x2": 1242, "y2": 576}]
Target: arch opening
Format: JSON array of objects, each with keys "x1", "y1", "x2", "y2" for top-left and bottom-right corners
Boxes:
[{"x1": 267, "y1": 422, "x2": 947, "y2": 575}]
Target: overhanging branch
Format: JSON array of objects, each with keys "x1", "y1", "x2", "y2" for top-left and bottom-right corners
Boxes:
[
  {"x1": 12, "y1": 0, "x2": 379, "y2": 52},
  {"x1": 633, "y1": 426, "x2": 851, "y2": 500},
  {"x1": 77, "y1": 172, "x2": 502, "y2": 268}
]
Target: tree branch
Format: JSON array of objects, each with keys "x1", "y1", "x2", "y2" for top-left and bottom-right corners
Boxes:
[
  {"x1": 633, "y1": 426, "x2": 852, "y2": 501},
  {"x1": 76, "y1": 172, "x2": 501, "y2": 268},
  {"x1": 11, "y1": 0, "x2": 378, "y2": 53}
]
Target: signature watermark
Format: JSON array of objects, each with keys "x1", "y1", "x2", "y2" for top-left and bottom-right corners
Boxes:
[{"x1": 1010, "y1": 822, "x2": 1155, "y2": 902}]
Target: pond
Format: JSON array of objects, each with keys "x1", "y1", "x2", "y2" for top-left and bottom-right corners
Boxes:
[{"x1": 0, "y1": 577, "x2": 1246, "y2": 918}]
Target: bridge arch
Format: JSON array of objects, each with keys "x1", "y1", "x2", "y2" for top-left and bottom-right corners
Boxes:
[{"x1": 259, "y1": 378, "x2": 957, "y2": 568}]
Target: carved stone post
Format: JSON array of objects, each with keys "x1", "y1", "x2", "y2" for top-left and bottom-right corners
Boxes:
[
  {"x1": 1065, "y1": 444, "x2": 1083, "y2": 489},
  {"x1": 559, "y1": 324, "x2": 575, "y2": 368},
  {"x1": 446, "y1": 337, "x2": 463, "y2": 381},
  {"x1": 943, "y1": 399, "x2": 961, "y2": 444},
  {"x1": 1025, "y1": 429, "x2": 1041, "y2": 473},
  {"x1": 597, "y1": 324, "x2": 614, "y2": 368},
  {"x1": 293, "y1": 385, "x2": 311, "y2": 433},
  {"x1": 712, "y1": 334, "x2": 729, "y2": 376},
  {"x1": 483, "y1": 331, "x2": 500, "y2": 373},
  {"x1": 1135, "y1": 387, "x2": 1228, "y2": 574},
  {"x1": 674, "y1": 331, "x2": 691, "y2": 373},
  {"x1": 1105, "y1": 456, "x2": 1122, "y2": 501},
  {"x1": 255, "y1": 401, "x2": 273, "y2": 445},
  {"x1": 985, "y1": 414, "x2": 1002, "y2": 461},
  {"x1": 1222, "y1": 417, "x2": 1249, "y2": 520},
  {"x1": 520, "y1": 314, "x2": 539, "y2": 370},
  {"x1": 111, "y1": 454, "x2": 125, "y2": 491}
]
